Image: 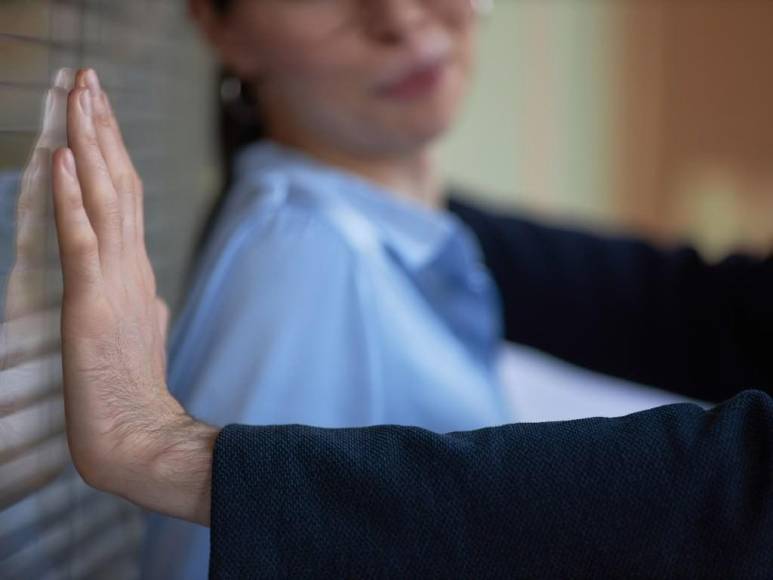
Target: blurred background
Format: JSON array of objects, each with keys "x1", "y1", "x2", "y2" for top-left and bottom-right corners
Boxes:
[
  {"x1": 0, "y1": 0, "x2": 771, "y2": 577},
  {"x1": 442, "y1": 0, "x2": 773, "y2": 258}
]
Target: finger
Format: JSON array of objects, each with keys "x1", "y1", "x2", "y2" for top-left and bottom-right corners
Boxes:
[
  {"x1": 67, "y1": 86, "x2": 123, "y2": 266},
  {"x1": 20, "y1": 85, "x2": 67, "y2": 260},
  {"x1": 36, "y1": 84, "x2": 68, "y2": 152},
  {"x1": 81, "y1": 70, "x2": 142, "y2": 249},
  {"x1": 16, "y1": 148, "x2": 51, "y2": 266},
  {"x1": 51, "y1": 148, "x2": 103, "y2": 296},
  {"x1": 4, "y1": 149, "x2": 52, "y2": 320},
  {"x1": 54, "y1": 68, "x2": 75, "y2": 92}
]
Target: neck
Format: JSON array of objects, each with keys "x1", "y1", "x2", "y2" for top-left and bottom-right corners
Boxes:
[
  {"x1": 308, "y1": 144, "x2": 444, "y2": 209},
  {"x1": 265, "y1": 127, "x2": 444, "y2": 209}
]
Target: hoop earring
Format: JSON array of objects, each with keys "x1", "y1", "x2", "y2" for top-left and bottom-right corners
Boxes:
[{"x1": 470, "y1": 0, "x2": 494, "y2": 16}]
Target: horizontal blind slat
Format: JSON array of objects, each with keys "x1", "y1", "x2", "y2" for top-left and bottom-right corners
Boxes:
[
  {"x1": 0, "y1": 471, "x2": 99, "y2": 554},
  {"x1": 2, "y1": 494, "x2": 134, "y2": 578},
  {"x1": 0, "y1": 437, "x2": 69, "y2": 510},
  {"x1": 0, "y1": 1, "x2": 211, "y2": 577},
  {"x1": 0, "y1": 354, "x2": 61, "y2": 416},
  {"x1": 0, "y1": 308, "x2": 61, "y2": 368},
  {"x1": 0, "y1": 1, "x2": 49, "y2": 38},
  {"x1": 50, "y1": 516, "x2": 142, "y2": 580},
  {"x1": 0, "y1": 396, "x2": 64, "y2": 464}
]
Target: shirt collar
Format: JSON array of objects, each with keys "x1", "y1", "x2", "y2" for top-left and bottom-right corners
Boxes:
[{"x1": 235, "y1": 140, "x2": 458, "y2": 272}]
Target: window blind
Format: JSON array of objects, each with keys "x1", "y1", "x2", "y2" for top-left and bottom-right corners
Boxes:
[{"x1": 0, "y1": 1, "x2": 217, "y2": 578}]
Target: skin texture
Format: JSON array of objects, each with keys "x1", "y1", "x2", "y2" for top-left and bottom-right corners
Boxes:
[
  {"x1": 190, "y1": 0, "x2": 479, "y2": 206},
  {"x1": 53, "y1": 69, "x2": 215, "y2": 526}
]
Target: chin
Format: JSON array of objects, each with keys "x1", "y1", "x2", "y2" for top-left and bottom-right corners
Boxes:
[
  {"x1": 400, "y1": 77, "x2": 467, "y2": 145},
  {"x1": 405, "y1": 116, "x2": 453, "y2": 145},
  {"x1": 340, "y1": 87, "x2": 465, "y2": 155},
  {"x1": 391, "y1": 104, "x2": 458, "y2": 147},
  {"x1": 357, "y1": 115, "x2": 450, "y2": 156},
  {"x1": 382, "y1": 89, "x2": 462, "y2": 141}
]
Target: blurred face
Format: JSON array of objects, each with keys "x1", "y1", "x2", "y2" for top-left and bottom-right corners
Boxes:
[{"x1": 203, "y1": 0, "x2": 479, "y2": 157}]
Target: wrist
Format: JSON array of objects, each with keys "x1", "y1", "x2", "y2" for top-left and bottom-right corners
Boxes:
[
  {"x1": 100, "y1": 399, "x2": 219, "y2": 526},
  {"x1": 142, "y1": 413, "x2": 219, "y2": 526}
]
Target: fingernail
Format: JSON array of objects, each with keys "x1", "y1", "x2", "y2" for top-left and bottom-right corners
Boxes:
[
  {"x1": 85, "y1": 69, "x2": 101, "y2": 93},
  {"x1": 79, "y1": 89, "x2": 92, "y2": 116},
  {"x1": 62, "y1": 149, "x2": 76, "y2": 178},
  {"x1": 54, "y1": 68, "x2": 74, "y2": 90}
]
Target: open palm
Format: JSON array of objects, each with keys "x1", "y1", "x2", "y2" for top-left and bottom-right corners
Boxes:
[{"x1": 52, "y1": 69, "x2": 177, "y2": 493}]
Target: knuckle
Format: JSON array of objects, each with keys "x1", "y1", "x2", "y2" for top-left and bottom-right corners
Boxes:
[
  {"x1": 88, "y1": 167, "x2": 119, "y2": 202},
  {"x1": 62, "y1": 188, "x2": 85, "y2": 211},
  {"x1": 103, "y1": 203, "x2": 123, "y2": 227},
  {"x1": 95, "y1": 108, "x2": 113, "y2": 130},
  {"x1": 69, "y1": 230, "x2": 99, "y2": 257},
  {"x1": 114, "y1": 173, "x2": 136, "y2": 196},
  {"x1": 85, "y1": 132, "x2": 101, "y2": 150},
  {"x1": 67, "y1": 88, "x2": 81, "y2": 109},
  {"x1": 95, "y1": 161, "x2": 115, "y2": 184}
]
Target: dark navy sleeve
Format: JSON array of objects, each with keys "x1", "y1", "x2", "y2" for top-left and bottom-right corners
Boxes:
[
  {"x1": 449, "y1": 198, "x2": 773, "y2": 402},
  {"x1": 209, "y1": 390, "x2": 773, "y2": 579}
]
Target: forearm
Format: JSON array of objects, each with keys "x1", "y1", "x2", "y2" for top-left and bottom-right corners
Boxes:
[
  {"x1": 210, "y1": 390, "x2": 773, "y2": 577},
  {"x1": 451, "y1": 200, "x2": 773, "y2": 398}
]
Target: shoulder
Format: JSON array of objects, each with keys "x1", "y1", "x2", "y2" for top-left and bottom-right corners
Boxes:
[{"x1": 211, "y1": 174, "x2": 386, "y2": 279}]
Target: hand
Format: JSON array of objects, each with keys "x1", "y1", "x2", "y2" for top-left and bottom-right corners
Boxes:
[{"x1": 51, "y1": 69, "x2": 217, "y2": 525}]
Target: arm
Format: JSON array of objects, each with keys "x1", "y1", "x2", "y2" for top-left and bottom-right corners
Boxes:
[
  {"x1": 210, "y1": 391, "x2": 773, "y2": 578},
  {"x1": 449, "y1": 198, "x2": 773, "y2": 401}
]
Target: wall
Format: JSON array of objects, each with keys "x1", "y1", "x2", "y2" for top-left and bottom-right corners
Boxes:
[
  {"x1": 611, "y1": 0, "x2": 773, "y2": 256},
  {"x1": 438, "y1": 1, "x2": 615, "y2": 225},
  {"x1": 0, "y1": 1, "x2": 215, "y2": 577}
]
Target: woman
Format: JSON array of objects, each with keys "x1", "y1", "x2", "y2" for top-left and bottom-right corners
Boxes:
[
  {"x1": 46, "y1": 68, "x2": 773, "y2": 579},
  {"x1": 145, "y1": 1, "x2": 511, "y2": 577},
  {"x1": 145, "y1": 0, "x2": 773, "y2": 576}
]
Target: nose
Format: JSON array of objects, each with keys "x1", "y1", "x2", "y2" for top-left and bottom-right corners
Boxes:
[{"x1": 362, "y1": 0, "x2": 432, "y2": 45}]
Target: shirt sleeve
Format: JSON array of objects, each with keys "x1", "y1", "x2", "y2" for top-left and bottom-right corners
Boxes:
[
  {"x1": 209, "y1": 389, "x2": 773, "y2": 579},
  {"x1": 449, "y1": 198, "x2": 773, "y2": 402},
  {"x1": 168, "y1": 205, "x2": 378, "y2": 427}
]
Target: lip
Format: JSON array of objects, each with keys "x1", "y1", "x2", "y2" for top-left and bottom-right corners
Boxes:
[{"x1": 375, "y1": 56, "x2": 450, "y2": 101}]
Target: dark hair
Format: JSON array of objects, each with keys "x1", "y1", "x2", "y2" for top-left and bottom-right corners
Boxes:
[
  {"x1": 193, "y1": 70, "x2": 264, "y2": 262},
  {"x1": 212, "y1": 0, "x2": 233, "y2": 13},
  {"x1": 192, "y1": 0, "x2": 262, "y2": 263}
]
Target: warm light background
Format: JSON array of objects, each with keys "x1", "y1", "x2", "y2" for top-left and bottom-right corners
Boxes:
[{"x1": 441, "y1": 0, "x2": 773, "y2": 259}]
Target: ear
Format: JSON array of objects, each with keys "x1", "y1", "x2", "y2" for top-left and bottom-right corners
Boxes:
[{"x1": 188, "y1": 0, "x2": 264, "y2": 79}]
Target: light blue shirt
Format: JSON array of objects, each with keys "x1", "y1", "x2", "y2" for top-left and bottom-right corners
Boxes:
[{"x1": 143, "y1": 141, "x2": 509, "y2": 579}]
